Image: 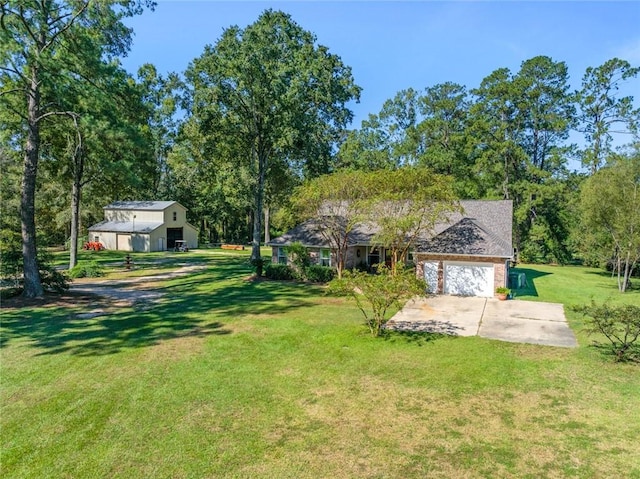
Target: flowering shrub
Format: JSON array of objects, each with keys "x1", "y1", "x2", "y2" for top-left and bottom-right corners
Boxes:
[{"x1": 83, "y1": 241, "x2": 104, "y2": 251}]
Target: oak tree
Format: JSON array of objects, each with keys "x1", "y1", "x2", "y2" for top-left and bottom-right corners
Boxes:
[{"x1": 183, "y1": 10, "x2": 360, "y2": 272}]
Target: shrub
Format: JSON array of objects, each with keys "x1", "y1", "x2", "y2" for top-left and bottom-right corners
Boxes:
[
  {"x1": 39, "y1": 262, "x2": 70, "y2": 292},
  {"x1": 304, "y1": 265, "x2": 335, "y2": 283},
  {"x1": 0, "y1": 229, "x2": 69, "y2": 293},
  {"x1": 68, "y1": 261, "x2": 104, "y2": 279},
  {"x1": 285, "y1": 242, "x2": 311, "y2": 279},
  {"x1": 250, "y1": 257, "x2": 267, "y2": 277},
  {"x1": 264, "y1": 263, "x2": 295, "y2": 281},
  {"x1": 572, "y1": 301, "x2": 640, "y2": 362},
  {"x1": 0, "y1": 229, "x2": 22, "y2": 287},
  {"x1": 328, "y1": 264, "x2": 426, "y2": 337}
]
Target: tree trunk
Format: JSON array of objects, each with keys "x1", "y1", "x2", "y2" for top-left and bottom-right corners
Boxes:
[
  {"x1": 21, "y1": 69, "x2": 44, "y2": 298},
  {"x1": 69, "y1": 171, "x2": 83, "y2": 270},
  {"x1": 251, "y1": 148, "x2": 267, "y2": 276},
  {"x1": 264, "y1": 205, "x2": 270, "y2": 245},
  {"x1": 621, "y1": 251, "x2": 631, "y2": 293},
  {"x1": 69, "y1": 122, "x2": 84, "y2": 270}
]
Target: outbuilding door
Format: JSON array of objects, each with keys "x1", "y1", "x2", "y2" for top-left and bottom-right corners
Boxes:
[
  {"x1": 444, "y1": 262, "x2": 494, "y2": 297},
  {"x1": 167, "y1": 228, "x2": 183, "y2": 249},
  {"x1": 117, "y1": 234, "x2": 131, "y2": 251}
]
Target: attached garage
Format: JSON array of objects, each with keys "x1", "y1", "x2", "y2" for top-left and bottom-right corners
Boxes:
[{"x1": 444, "y1": 262, "x2": 494, "y2": 297}]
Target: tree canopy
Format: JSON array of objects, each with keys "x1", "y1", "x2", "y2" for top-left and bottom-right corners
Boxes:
[
  {"x1": 578, "y1": 146, "x2": 640, "y2": 292},
  {"x1": 182, "y1": 9, "x2": 361, "y2": 270}
]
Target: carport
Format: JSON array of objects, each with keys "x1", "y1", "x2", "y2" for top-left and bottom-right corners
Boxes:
[{"x1": 386, "y1": 296, "x2": 578, "y2": 348}]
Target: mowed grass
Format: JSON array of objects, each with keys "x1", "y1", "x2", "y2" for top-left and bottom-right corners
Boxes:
[{"x1": 2, "y1": 253, "x2": 640, "y2": 478}]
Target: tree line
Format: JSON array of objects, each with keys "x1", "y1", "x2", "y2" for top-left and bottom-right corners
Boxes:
[{"x1": 1, "y1": 4, "x2": 638, "y2": 297}]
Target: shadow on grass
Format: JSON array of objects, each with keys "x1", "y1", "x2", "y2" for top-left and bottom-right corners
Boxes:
[
  {"x1": 383, "y1": 329, "x2": 451, "y2": 345},
  {"x1": 510, "y1": 267, "x2": 552, "y2": 298},
  {"x1": 585, "y1": 270, "x2": 640, "y2": 289},
  {"x1": 0, "y1": 257, "x2": 320, "y2": 357},
  {"x1": 588, "y1": 342, "x2": 640, "y2": 363}
]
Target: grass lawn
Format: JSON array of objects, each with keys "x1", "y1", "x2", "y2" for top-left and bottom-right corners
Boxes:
[{"x1": 2, "y1": 253, "x2": 639, "y2": 478}]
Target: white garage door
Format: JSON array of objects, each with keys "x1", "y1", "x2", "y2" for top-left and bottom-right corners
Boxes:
[
  {"x1": 117, "y1": 234, "x2": 132, "y2": 251},
  {"x1": 423, "y1": 262, "x2": 439, "y2": 293},
  {"x1": 444, "y1": 262, "x2": 494, "y2": 297}
]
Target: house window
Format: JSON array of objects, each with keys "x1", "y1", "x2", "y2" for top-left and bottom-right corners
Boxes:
[
  {"x1": 278, "y1": 247, "x2": 288, "y2": 264},
  {"x1": 320, "y1": 249, "x2": 331, "y2": 267},
  {"x1": 94, "y1": 236, "x2": 99, "y2": 243},
  {"x1": 407, "y1": 250, "x2": 414, "y2": 263},
  {"x1": 173, "y1": 211, "x2": 177, "y2": 221}
]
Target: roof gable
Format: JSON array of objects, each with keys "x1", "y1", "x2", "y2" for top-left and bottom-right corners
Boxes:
[{"x1": 416, "y1": 217, "x2": 512, "y2": 257}]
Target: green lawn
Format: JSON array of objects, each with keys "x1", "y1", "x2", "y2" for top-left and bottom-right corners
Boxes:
[{"x1": 2, "y1": 254, "x2": 639, "y2": 478}]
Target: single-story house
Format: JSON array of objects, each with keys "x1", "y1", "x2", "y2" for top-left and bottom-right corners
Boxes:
[
  {"x1": 88, "y1": 201, "x2": 198, "y2": 252},
  {"x1": 267, "y1": 200, "x2": 513, "y2": 298}
]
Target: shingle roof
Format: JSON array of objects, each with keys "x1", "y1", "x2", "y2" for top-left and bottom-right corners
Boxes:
[
  {"x1": 267, "y1": 220, "x2": 329, "y2": 247},
  {"x1": 416, "y1": 217, "x2": 512, "y2": 257},
  {"x1": 88, "y1": 220, "x2": 163, "y2": 234},
  {"x1": 268, "y1": 200, "x2": 513, "y2": 258},
  {"x1": 104, "y1": 201, "x2": 177, "y2": 211},
  {"x1": 432, "y1": 200, "x2": 512, "y2": 249}
]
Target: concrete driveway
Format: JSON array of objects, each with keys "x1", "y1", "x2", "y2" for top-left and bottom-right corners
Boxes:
[{"x1": 386, "y1": 296, "x2": 578, "y2": 348}]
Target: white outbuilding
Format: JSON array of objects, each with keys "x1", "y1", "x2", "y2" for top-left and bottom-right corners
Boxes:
[{"x1": 88, "y1": 201, "x2": 198, "y2": 252}]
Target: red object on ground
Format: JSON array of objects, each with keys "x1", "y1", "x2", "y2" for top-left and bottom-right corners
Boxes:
[{"x1": 83, "y1": 241, "x2": 104, "y2": 251}]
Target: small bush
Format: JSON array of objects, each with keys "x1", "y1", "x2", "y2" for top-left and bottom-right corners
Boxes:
[
  {"x1": 39, "y1": 264, "x2": 70, "y2": 292},
  {"x1": 285, "y1": 242, "x2": 311, "y2": 280},
  {"x1": 304, "y1": 265, "x2": 335, "y2": 283},
  {"x1": 250, "y1": 257, "x2": 267, "y2": 277},
  {"x1": 329, "y1": 264, "x2": 426, "y2": 337},
  {"x1": 264, "y1": 263, "x2": 295, "y2": 281},
  {"x1": 0, "y1": 230, "x2": 69, "y2": 293},
  {"x1": 572, "y1": 301, "x2": 640, "y2": 362},
  {"x1": 69, "y1": 261, "x2": 104, "y2": 279}
]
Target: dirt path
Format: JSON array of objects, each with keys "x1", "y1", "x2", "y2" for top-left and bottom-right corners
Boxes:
[{"x1": 69, "y1": 264, "x2": 206, "y2": 317}]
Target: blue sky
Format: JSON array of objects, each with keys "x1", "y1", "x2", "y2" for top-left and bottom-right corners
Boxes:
[{"x1": 122, "y1": 1, "x2": 640, "y2": 128}]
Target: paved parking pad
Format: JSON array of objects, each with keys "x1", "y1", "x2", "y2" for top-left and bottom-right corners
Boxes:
[
  {"x1": 479, "y1": 300, "x2": 577, "y2": 347},
  {"x1": 387, "y1": 296, "x2": 577, "y2": 348},
  {"x1": 388, "y1": 296, "x2": 485, "y2": 336}
]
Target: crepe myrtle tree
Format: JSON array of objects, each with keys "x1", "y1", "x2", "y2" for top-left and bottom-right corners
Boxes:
[
  {"x1": 364, "y1": 167, "x2": 459, "y2": 276},
  {"x1": 291, "y1": 170, "x2": 372, "y2": 278},
  {"x1": 292, "y1": 167, "x2": 459, "y2": 278},
  {"x1": 329, "y1": 264, "x2": 426, "y2": 337},
  {"x1": 578, "y1": 148, "x2": 640, "y2": 292}
]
